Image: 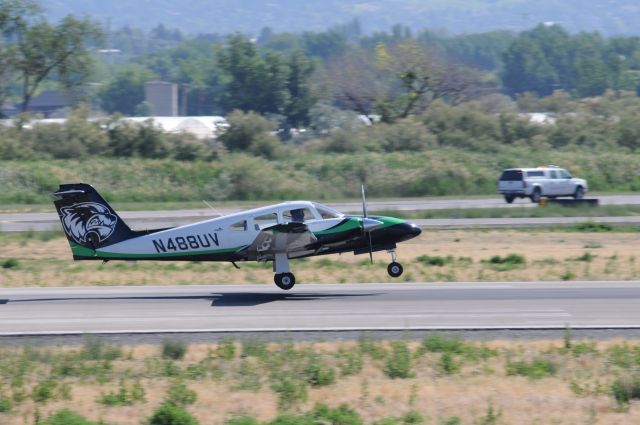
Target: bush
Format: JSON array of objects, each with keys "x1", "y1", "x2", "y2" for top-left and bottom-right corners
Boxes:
[
  {"x1": 217, "y1": 337, "x2": 237, "y2": 360},
  {"x1": 488, "y1": 254, "x2": 525, "y2": 265},
  {"x1": 437, "y1": 352, "x2": 461, "y2": 375},
  {"x1": 271, "y1": 375, "x2": 308, "y2": 410},
  {"x1": 0, "y1": 392, "x2": 12, "y2": 412},
  {"x1": 384, "y1": 341, "x2": 414, "y2": 379},
  {"x1": 98, "y1": 380, "x2": 145, "y2": 406},
  {"x1": 82, "y1": 338, "x2": 122, "y2": 361},
  {"x1": 148, "y1": 403, "x2": 200, "y2": 425},
  {"x1": 303, "y1": 357, "x2": 336, "y2": 387},
  {"x1": 166, "y1": 380, "x2": 197, "y2": 407},
  {"x1": 40, "y1": 409, "x2": 101, "y2": 425},
  {"x1": 573, "y1": 222, "x2": 613, "y2": 232},
  {"x1": 162, "y1": 339, "x2": 187, "y2": 360},
  {"x1": 506, "y1": 358, "x2": 556, "y2": 379},
  {"x1": 416, "y1": 255, "x2": 453, "y2": 267},
  {"x1": 611, "y1": 375, "x2": 640, "y2": 408},
  {"x1": 1, "y1": 258, "x2": 19, "y2": 269},
  {"x1": 32, "y1": 379, "x2": 57, "y2": 403}
]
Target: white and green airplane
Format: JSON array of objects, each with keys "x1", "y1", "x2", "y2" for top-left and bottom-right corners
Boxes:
[{"x1": 53, "y1": 183, "x2": 422, "y2": 290}]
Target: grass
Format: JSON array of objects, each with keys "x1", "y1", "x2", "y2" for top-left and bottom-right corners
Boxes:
[
  {"x1": 1, "y1": 337, "x2": 640, "y2": 425},
  {"x1": 2, "y1": 229, "x2": 640, "y2": 287}
]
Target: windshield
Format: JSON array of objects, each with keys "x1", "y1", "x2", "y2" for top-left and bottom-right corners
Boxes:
[{"x1": 312, "y1": 202, "x2": 343, "y2": 219}]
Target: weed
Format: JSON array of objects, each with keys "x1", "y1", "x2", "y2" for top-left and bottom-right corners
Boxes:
[
  {"x1": 241, "y1": 340, "x2": 269, "y2": 359},
  {"x1": 358, "y1": 336, "x2": 387, "y2": 360},
  {"x1": 161, "y1": 339, "x2": 187, "y2": 360},
  {"x1": 39, "y1": 409, "x2": 103, "y2": 425},
  {"x1": 440, "y1": 418, "x2": 461, "y2": 425},
  {"x1": 166, "y1": 380, "x2": 197, "y2": 407},
  {"x1": 183, "y1": 362, "x2": 208, "y2": 380},
  {"x1": 384, "y1": 341, "x2": 414, "y2": 379},
  {"x1": 437, "y1": 352, "x2": 461, "y2": 375},
  {"x1": 270, "y1": 374, "x2": 308, "y2": 410},
  {"x1": 82, "y1": 338, "x2": 122, "y2": 361},
  {"x1": 561, "y1": 270, "x2": 576, "y2": 281},
  {"x1": 32, "y1": 379, "x2": 58, "y2": 403},
  {"x1": 570, "y1": 252, "x2": 595, "y2": 262},
  {"x1": 0, "y1": 392, "x2": 12, "y2": 412},
  {"x1": 583, "y1": 242, "x2": 602, "y2": 249},
  {"x1": 217, "y1": 337, "x2": 236, "y2": 360},
  {"x1": 483, "y1": 253, "x2": 526, "y2": 271},
  {"x1": 1, "y1": 258, "x2": 19, "y2": 269},
  {"x1": 99, "y1": 380, "x2": 145, "y2": 406},
  {"x1": 416, "y1": 255, "x2": 453, "y2": 267},
  {"x1": 611, "y1": 375, "x2": 640, "y2": 409},
  {"x1": 606, "y1": 343, "x2": 640, "y2": 369},
  {"x1": 148, "y1": 402, "x2": 200, "y2": 425},
  {"x1": 506, "y1": 358, "x2": 556, "y2": 379},
  {"x1": 573, "y1": 222, "x2": 613, "y2": 232},
  {"x1": 338, "y1": 349, "x2": 363, "y2": 376},
  {"x1": 233, "y1": 360, "x2": 262, "y2": 392},
  {"x1": 303, "y1": 357, "x2": 336, "y2": 387},
  {"x1": 475, "y1": 402, "x2": 501, "y2": 425}
]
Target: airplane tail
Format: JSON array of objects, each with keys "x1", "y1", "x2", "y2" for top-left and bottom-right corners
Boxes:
[{"x1": 53, "y1": 183, "x2": 136, "y2": 255}]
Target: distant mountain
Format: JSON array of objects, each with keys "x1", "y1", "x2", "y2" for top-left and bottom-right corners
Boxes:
[{"x1": 41, "y1": 0, "x2": 640, "y2": 36}]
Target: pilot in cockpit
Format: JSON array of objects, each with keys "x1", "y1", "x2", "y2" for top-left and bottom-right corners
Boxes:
[{"x1": 290, "y1": 208, "x2": 305, "y2": 223}]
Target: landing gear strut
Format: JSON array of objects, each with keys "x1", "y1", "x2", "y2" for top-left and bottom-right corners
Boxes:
[
  {"x1": 273, "y1": 252, "x2": 295, "y2": 290},
  {"x1": 386, "y1": 249, "x2": 404, "y2": 278}
]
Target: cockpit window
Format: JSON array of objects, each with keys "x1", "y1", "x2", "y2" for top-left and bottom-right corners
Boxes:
[
  {"x1": 283, "y1": 208, "x2": 314, "y2": 223},
  {"x1": 313, "y1": 203, "x2": 343, "y2": 219}
]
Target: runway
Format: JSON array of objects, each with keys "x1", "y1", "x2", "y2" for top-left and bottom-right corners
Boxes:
[{"x1": 1, "y1": 281, "x2": 640, "y2": 335}]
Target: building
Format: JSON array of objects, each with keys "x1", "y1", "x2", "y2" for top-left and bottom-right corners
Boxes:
[{"x1": 145, "y1": 81, "x2": 178, "y2": 116}]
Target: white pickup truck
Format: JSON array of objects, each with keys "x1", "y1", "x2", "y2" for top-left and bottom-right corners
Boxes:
[{"x1": 497, "y1": 166, "x2": 588, "y2": 203}]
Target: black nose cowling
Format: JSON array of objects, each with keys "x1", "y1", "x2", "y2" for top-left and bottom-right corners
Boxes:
[
  {"x1": 379, "y1": 222, "x2": 422, "y2": 244},
  {"x1": 403, "y1": 222, "x2": 422, "y2": 241}
]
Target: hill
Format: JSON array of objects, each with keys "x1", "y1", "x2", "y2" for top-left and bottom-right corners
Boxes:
[{"x1": 42, "y1": 0, "x2": 640, "y2": 36}]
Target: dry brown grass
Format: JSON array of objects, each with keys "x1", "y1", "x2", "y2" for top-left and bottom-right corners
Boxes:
[
  {"x1": 0, "y1": 230, "x2": 639, "y2": 287},
  {"x1": 2, "y1": 339, "x2": 640, "y2": 425}
]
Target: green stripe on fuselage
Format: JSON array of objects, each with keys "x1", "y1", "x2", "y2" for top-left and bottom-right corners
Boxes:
[
  {"x1": 313, "y1": 218, "x2": 361, "y2": 236},
  {"x1": 95, "y1": 246, "x2": 245, "y2": 260},
  {"x1": 70, "y1": 241, "x2": 96, "y2": 258}
]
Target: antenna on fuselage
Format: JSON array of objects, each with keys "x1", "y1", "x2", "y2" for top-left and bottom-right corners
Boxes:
[{"x1": 202, "y1": 200, "x2": 225, "y2": 217}]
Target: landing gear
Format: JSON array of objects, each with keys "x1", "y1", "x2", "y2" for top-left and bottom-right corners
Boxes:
[
  {"x1": 386, "y1": 249, "x2": 404, "y2": 278},
  {"x1": 274, "y1": 272, "x2": 295, "y2": 290},
  {"x1": 273, "y1": 252, "x2": 295, "y2": 290}
]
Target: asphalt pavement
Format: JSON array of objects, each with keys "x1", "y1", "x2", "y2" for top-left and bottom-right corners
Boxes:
[{"x1": 1, "y1": 281, "x2": 640, "y2": 335}]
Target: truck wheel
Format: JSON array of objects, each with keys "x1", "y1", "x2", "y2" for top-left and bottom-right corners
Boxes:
[
  {"x1": 530, "y1": 188, "x2": 541, "y2": 203},
  {"x1": 504, "y1": 195, "x2": 515, "y2": 204},
  {"x1": 573, "y1": 186, "x2": 584, "y2": 200}
]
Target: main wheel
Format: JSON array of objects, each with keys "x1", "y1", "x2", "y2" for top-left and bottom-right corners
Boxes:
[
  {"x1": 387, "y1": 262, "x2": 403, "y2": 278},
  {"x1": 504, "y1": 195, "x2": 515, "y2": 204},
  {"x1": 573, "y1": 186, "x2": 584, "y2": 200},
  {"x1": 530, "y1": 188, "x2": 541, "y2": 203},
  {"x1": 274, "y1": 272, "x2": 295, "y2": 290}
]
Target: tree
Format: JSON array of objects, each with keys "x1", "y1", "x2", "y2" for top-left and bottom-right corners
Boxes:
[
  {"x1": 98, "y1": 64, "x2": 155, "y2": 115},
  {"x1": 283, "y1": 50, "x2": 315, "y2": 127},
  {"x1": 8, "y1": 11, "x2": 103, "y2": 111}
]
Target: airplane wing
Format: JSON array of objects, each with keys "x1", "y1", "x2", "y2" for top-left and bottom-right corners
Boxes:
[{"x1": 245, "y1": 222, "x2": 318, "y2": 261}]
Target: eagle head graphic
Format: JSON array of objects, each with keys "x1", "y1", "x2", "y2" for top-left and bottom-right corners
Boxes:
[{"x1": 60, "y1": 202, "x2": 118, "y2": 245}]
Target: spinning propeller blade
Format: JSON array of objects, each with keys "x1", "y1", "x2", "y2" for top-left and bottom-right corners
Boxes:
[{"x1": 361, "y1": 183, "x2": 373, "y2": 264}]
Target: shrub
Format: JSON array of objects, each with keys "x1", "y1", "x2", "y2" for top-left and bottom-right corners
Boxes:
[
  {"x1": 225, "y1": 417, "x2": 260, "y2": 425},
  {"x1": 40, "y1": 409, "x2": 102, "y2": 425},
  {"x1": 148, "y1": 403, "x2": 200, "y2": 425},
  {"x1": 303, "y1": 357, "x2": 336, "y2": 387},
  {"x1": 611, "y1": 375, "x2": 640, "y2": 408},
  {"x1": 241, "y1": 340, "x2": 269, "y2": 359},
  {"x1": 437, "y1": 352, "x2": 461, "y2": 375},
  {"x1": 271, "y1": 375, "x2": 308, "y2": 410},
  {"x1": 162, "y1": 339, "x2": 187, "y2": 360},
  {"x1": 506, "y1": 358, "x2": 556, "y2": 379},
  {"x1": 82, "y1": 338, "x2": 122, "y2": 361},
  {"x1": 217, "y1": 338, "x2": 237, "y2": 360},
  {"x1": 384, "y1": 341, "x2": 414, "y2": 379},
  {"x1": 166, "y1": 380, "x2": 197, "y2": 407},
  {"x1": 573, "y1": 222, "x2": 613, "y2": 232},
  {"x1": 338, "y1": 350, "x2": 363, "y2": 376},
  {"x1": 1, "y1": 258, "x2": 19, "y2": 269},
  {"x1": 0, "y1": 392, "x2": 12, "y2": 412},
  {"x1": 99, "y1": 380, "x2": 145, "y2": 406},
  {"x1": 32, "y1": 379, "x2": 57, "y2": 403},
  {"x1": 420, "y1": 334, "x2": 464, "y2": 354},
  {"x1": 358, "y1": 336, "x2": 387, "y2": 360},
  {"x1": 488, "y1": 254, "x2": 525, "y2": 265},
  {"x1": 416, "y1": 255, "x2": 453, "y2": 267}
]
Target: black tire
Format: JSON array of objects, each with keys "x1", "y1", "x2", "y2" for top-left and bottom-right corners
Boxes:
[
  {"x1": 387, "y1": 262, "x2": 403, "y2": 278},
  {"x1": 573, "y1": 186, "x2": 584, "y2": 200},
  {"x1": 530, "y1": 188, "x2": 541, "y2": 203},
  {"x1": 274, "y1": 272, "x2": 295, "y2": 290},
  {"x1": 504, "y1": 195, "x2": 515, "y2": 204}
]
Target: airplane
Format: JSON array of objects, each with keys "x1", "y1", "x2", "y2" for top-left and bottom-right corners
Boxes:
[{"x1": 52, "y1": 183, "x2": 422, "y2": 290}]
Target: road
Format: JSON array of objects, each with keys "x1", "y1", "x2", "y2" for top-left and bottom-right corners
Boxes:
[
  {"x1": 2, "y1": 194, "x2": 640, "y2": 231},
  {"x1": 1, "y1": 281, "x2": 640, "y2": 335}
]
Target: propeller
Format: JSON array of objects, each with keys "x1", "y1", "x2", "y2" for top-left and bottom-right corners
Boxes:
[{"x1": 361, "y1": 183, "x2": 374, "y2": 264}]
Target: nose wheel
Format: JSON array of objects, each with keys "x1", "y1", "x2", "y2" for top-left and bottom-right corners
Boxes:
[{"x1": 386, "y1": 249, "x2": 404, "y2": 278}]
